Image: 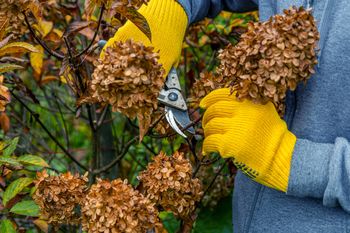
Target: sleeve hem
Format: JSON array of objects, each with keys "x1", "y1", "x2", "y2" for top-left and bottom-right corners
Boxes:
[{"x1": 286, "y1": 138, "x2": 333, "y2": 198}]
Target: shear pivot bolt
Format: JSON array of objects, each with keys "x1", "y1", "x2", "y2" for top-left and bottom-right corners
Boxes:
[{"x1": 168, "y1": 92, "x2": 178, "y2": 101}]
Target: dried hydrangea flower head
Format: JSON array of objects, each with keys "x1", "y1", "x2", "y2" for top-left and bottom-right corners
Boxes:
[
  {"x1": 151, "y1": 109, "x2": 172, "y2": 135},
  {"x1": 113, "y1": 0, "x2": 149, "y2": 9},
  {"x1": 0, "y1": 76, "x2": 10, "y2": 112},
  {"x1": 92, "y1": 0, "x2": 149, "y2": 9},
  {"x1": 218, "y1": 7, "x2": 319, "y2": 115},
  {"x1": 138, "y1": 151, "x2": 203, "y2": 219},
  {"x1": 0, "y1": 0, "x2": 42, "y2": 38},
  {"x1": 81, "y1": 178, "x2": 163, "y2": 233},
  {"x1": 197, "y1": 165, "x2": 234, "y2": 209},
  {"x1": 32, "y1": 171, "x2": 88, "y2": 226},
  {"x1": 188, "y1": 72, "x2": 226, "y2": 109},
  {"x1": 89, "y1": 39, "x2": 164, "y2": 139}
]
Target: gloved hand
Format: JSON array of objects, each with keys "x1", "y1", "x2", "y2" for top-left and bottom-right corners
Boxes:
[
  {"x1": 101, "y1": 0, "x2": 188, "y2": 75},
  {"x1": 200, "y1": 88, "x2": 297, "y2": 192}
]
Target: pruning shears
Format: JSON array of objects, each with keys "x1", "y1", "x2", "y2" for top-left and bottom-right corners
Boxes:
[{"x1": 157, "y1": 68, "x2": 195, "y2": 138}]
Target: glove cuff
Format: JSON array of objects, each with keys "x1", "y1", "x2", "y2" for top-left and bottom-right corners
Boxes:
[{"x1": 263, "y1": 130, "x2": 297, "y2": 192}]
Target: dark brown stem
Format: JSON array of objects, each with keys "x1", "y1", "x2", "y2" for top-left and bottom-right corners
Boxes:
[{"x1": 23, "y1": 12, "x2": 64, "y2": 60}]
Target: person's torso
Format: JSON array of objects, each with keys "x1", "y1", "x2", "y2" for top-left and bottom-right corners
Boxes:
[{"x1": 233, "y1": 0, "x2": 350, "y2": 232}]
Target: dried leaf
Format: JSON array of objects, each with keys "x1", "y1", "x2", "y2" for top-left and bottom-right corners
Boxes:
[
  {"x1": 40, "y1": 75, "x2": 60, "y2": 85},
  {"x1": 0, "y1": 113, "x2": 10, "y2": 134},
  {"x1": 0, "y1": 20, "x2": 9, "y2": 42},
  {"x1": 64, "y1": 21, "x2": 93, "y2": 37},
  {"x1": 33, "y1": 20, "x2": 53, "y2": 37},
  {"x1": 118, "y1": 7, "x2": 152, "y2": 41},
  {"x1": 0, "y1": 42, "x2": 40, "y2": 57},
  {"x1": 33, "y1": 219, "x2": 48, "y2": 233},
  {"x1": 0, "y1": 64, "x2": 23, "y2": 74},
  {"x1": 30, "y1": 45, "x2": 44, "y2": 76}
]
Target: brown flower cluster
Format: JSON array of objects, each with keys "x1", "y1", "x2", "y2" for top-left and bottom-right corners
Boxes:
[
  {"x1": 218, "y1": 7, "x2": 319, "y2": 115},
  {"x1": 0, "y1": 0, "x2": 42, "y2": 38},
  {"x1": 113, "y1": 0, "x2": 149, "y2": 9},
  {"x1": 32, "y1": 171, "x2": 88, "y2": 226},
  {"x1": 0, "y1": 76, "x2": 10, "y2": 112},
  {"x1": 150, "y1": 108, "x2": 174, "y2": 136},
  {"x1": 92, "y1": 0, "x2": 148, "y2": 9},
  {"x1": 188, "y1": 72, "x2": 225, "y2": 109},
  {"x1": 88, "y1": 39, "x2": 164, "y2": 139},
  {"x1": 81, "y1": 178, "x2": 163, "y2": 233},
  {"x1": 138, "y1": 151, "x2": 203, "y2": 219},
  {"x1": 197, "y1": 166, "x2": 234, "y2": 209}
]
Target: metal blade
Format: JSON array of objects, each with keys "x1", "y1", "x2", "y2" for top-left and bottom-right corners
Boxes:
[
  {"x1": 171, "y1": 108, "x2": 195, "y2": 135},
  {"x1": 165, "y1": 108, "x2": 187, "y2": 138}
]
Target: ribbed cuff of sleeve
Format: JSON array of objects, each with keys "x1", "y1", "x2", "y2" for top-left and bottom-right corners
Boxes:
[{"x1": 286, "y1": 138, "x2": 333, "y2": 198}]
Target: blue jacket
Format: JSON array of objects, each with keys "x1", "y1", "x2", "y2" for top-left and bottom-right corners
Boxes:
[{"x1": 177, "y1": 0, "x2": 350, "y2": 232}]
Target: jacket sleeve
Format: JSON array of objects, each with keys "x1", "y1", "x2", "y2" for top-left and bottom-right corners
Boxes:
[
  {"x1": 176, "y1": 0, "x2": 258, "y2": 24},
  {"x1": 287, "y1": 137, "x2": 350, "y2": 212}
]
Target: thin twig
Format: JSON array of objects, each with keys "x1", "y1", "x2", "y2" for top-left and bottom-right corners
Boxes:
[
  {"x1": 52, "y1": 92, "x2": 70, "y2": 149},
  {"x1": 96, "y1": 106, "x2": 109, "y2": 128},
  {"x1": 74, "y1": 6, "x2": 105, "y2": 58},
  {"x1": 10, "y1": 90, "x2": 88, "y2": 171},
  {"x1": 92, "y1": 136, "x2": 138, "y2": 174},
  {"x1": 129, "y1": 152, "x2": 147, "y2": 169},
  {"x1": 141, "y1": 141, "x2": 158, "y2": 156},
  {"x1": 199, "y1": 159, "x2": 230, "y2": 204},
  {"x1": 64, "y1": 36, "x2": 96, "y2": 132}
]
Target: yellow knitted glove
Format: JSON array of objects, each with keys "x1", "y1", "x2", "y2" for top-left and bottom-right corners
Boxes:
[
  {"x1": 200, "y1": 88, "x2": 297, "y2": 192},
  {"x1": 100, "y1": 0, "x2": 188, "y2": 75}
]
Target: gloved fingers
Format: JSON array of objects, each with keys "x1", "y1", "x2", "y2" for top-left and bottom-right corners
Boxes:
[
  {"x1": 203, "y1": 117, "x2": 233, "y2": 137},
  {"x1": 202, "y1": 134, "x2": 224, "y2": 155},
  {"x1": 202, "y1": 100, "x2": 242, "y2": 127},
  {"x1": 199, "y1": 88, "x2": 236, "y2": 109}
]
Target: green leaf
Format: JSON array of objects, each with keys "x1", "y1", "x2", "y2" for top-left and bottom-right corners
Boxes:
[
  {"x1": 159, "y1": 212, "x2": 180, "y2": 233},
  {"x1": 3, "y1": 177, "x2": 33, "y2": 206},
  {"x1": 10, "y1": 200, "x2": 40, "y2": 217},
  {"x1": 3, "y1": 137, "x2": 19, "y2": 157},
  {"x1": 0, "y1": 63, "x2": 24, "y2": 74},
  {"x1": 18, "y1": 155, "x2": 49, "y2": 167},
  {"x1": 0, "y1": 157, "x2": 21, "y2": 167},
  {"x1": 0, "y1": 219, "x2": 16, "y2": 233}
]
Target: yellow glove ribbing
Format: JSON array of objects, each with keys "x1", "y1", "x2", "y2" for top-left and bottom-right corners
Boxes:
[
  {"x1": 200, "y1": 88, "x2": 297, "y2": 192},
  {"x1": 101, "y1": 0, "x2": 188, "y2": 75}
]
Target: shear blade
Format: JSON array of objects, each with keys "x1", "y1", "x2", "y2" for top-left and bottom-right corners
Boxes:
[
  {"x1": 170, "y1": 107, "x2": 195, "y2": 135},
  {"x1": 165, "y1": 108, "x2": 187, "y2": 138}
]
